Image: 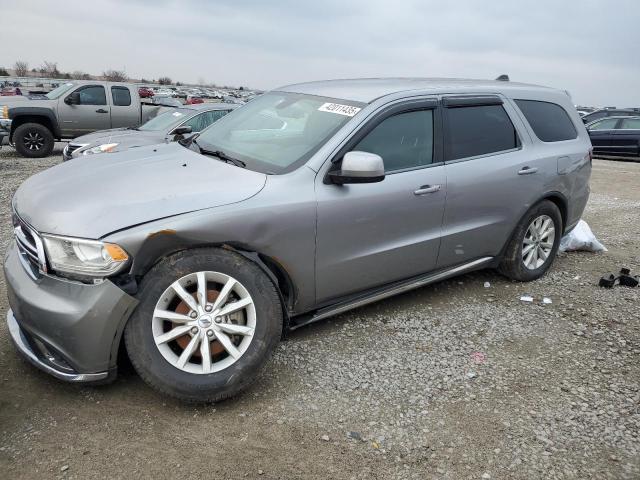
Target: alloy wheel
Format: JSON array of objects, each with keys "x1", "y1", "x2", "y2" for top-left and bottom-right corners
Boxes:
[
  {"x1": 522, "y1": 214, "x2": 555, "y2": 270},
  {"x1": 23, "y1": 131, "x2": 45, "y2": 151},
  {"x1": 152, "y1": 271, "x2": 256, "y2": 374}
]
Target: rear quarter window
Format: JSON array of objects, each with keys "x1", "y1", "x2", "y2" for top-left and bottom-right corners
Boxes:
[
  {"x1": 111, "y1": 86, "x2": 132, "y2": 106},
  {"x1": 515, "y1": 99, "x2": 577, "y2": 142}
]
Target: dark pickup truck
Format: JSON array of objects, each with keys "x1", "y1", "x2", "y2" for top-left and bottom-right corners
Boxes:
[{"x1": 0, "y1": 81, "x2": 165, "y2": 158}]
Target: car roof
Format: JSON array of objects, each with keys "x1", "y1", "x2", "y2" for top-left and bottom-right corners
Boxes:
[{"x1": 276, "y1": 77, "x2": 560, "y2": 104}]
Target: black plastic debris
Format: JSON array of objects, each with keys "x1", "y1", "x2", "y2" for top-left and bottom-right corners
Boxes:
[{"x1": 599, "y1": 268, "x2": 639, "y2": 289}]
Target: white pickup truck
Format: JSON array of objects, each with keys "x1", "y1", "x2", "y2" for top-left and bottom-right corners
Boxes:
[{"x1": 0, "y1": 81, "x2": 166, "y2": 158}]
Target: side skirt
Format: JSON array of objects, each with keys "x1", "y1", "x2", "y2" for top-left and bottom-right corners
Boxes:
[{"x1": 290, "y1": 256, "x2": 493, "y2": 330}]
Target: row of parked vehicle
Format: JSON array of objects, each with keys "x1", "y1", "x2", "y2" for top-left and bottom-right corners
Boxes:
[
  {"x1": 138, "y1": 85, "x2": 259, "y2": 107},
  {"x1": 0, "y1": 80, "x2": 244, "y2": 157}
]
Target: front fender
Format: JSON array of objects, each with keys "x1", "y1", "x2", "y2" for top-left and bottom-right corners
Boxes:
[{"x1": 9, "y1": 106, "x2": 61, "y2": 138}]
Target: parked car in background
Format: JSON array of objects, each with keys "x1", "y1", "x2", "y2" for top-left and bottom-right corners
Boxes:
[
  {"x1": 587, "y1": 116, "x2": 640, "y2": 158},
  {"x1": 4, "y1": 78, "x2": 591, "y2": 402},
  {"x1": 63, "y1": 103, "x2": 237, "y2": 160},
  {"x1": 138, "y1": 87, "x2": 154, "y2": 98},
  {"x1": 581, "y1": 108, "x2": 639, "y2": 124},
  {"x1": 1, "y1": 86, "x2": 22, "y2": 96},
  {"x1": 151, "y1": 95, "x2": 183, "y2": 107},
  {"x1": 0, "y1": 81, "x2": 166, "y2": 158},
  {"x1": 186, "y1": 95, "x2": 204, "y2": 105}
]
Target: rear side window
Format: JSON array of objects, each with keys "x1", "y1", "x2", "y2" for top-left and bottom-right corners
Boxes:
[
  {"x1": 445, "y1": 105, "x2": 518, "y2": 161},
  {"x1": 620, "y1": 118, "x2": 640, "y2": 129},
  {"x1": 515, "y1": 100, "x2": 577, "y2": 142},
  {"x1": 588, "y1": 118, "x2": 618, "y2": 130},
  {"x1": 111, "y1": 87, "x2": 131, "y2": 106},
  {"x1": 353, "y1": 109, "x2": 434, "y2": 172}
]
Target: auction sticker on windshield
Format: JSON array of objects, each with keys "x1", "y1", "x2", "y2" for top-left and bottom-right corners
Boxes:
[{"x1": 318, "y1": 103, "x2": 361, "y2": 117}]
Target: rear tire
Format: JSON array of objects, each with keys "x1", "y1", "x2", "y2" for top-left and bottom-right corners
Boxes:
[
  {"x1": 125, "y1": 248, "x2": 283, "y2": 403},
  {"x1": 498, "y1": 200, "x2": 562, "y2": 281},
  {"x1": 13, "y1": 123, "x2": 54, "y2": 158}
]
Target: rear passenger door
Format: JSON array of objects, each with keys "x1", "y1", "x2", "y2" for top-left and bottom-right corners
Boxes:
[
  {"x1": 109, "y1": 86, "x2": 136, "y2": 129},
  {"x1": 437, "y1": 95, "x2": 545, "y2": 268}
]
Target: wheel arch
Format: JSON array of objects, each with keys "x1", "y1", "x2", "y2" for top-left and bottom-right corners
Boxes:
[
  {"x1": 110, "y1": 242, "x2": 294, "y2": 373},
  {"x1": 494, "y1": 192, "x2": 568, "y2": 266},
  {"x1": 120, "y1": 241, "x2": 294, "y2": 330},
  {"x1": 9, "y1": 114, "x2": 60, "y2": 142},
  {"x1": 540, "y1": 191, "x2": 568, "y2": 234}
]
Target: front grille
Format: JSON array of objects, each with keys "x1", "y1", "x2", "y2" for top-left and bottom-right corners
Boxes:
[{"x1": 13, "y1": 216, "x2": 46, "y2": 279}]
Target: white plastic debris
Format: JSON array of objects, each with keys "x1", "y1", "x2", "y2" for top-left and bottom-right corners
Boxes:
[
  {"x1": 484, "y1": 282, "x2": 491, "y2": 288},
  {"x1": 559, "y1": 220, "x2": 607, "y2": 252},
  {"x1": 520, "y1": 295, "x2": 534, "y2": 303},
  {"x1": 542, "y1": 297, "x2": 553, "y2": 304}
]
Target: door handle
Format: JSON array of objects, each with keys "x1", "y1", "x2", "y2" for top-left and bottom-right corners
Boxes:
[
  {"x1": 96, "y1": 108, "x2": 108, "y2": 113},
  {"x1": 414, "y1": 184, "x2": 441, "y2": 195},
  {"x1": 518, "y1": 166, "x2": 538, "y2": 175}
]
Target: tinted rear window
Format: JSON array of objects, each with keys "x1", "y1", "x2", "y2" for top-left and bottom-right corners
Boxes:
[
  {"x1": 445, "y1": 105, "x2": 519, "y2": 161},
  {"x1": 515, "y1": 100, "x2": 577, "y2": 142},
  {"x1": 111, "y1": 86, "x2": 131, "y2": 106}
]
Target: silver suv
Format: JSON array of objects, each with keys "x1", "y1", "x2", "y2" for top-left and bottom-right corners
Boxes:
[{"x1": 5, "y1": 78, "x2": 592, "y2": 402}]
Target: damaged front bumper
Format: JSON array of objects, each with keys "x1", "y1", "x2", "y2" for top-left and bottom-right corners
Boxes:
[{"x1": 4, "y1": 241, "x2": 139, "y2": 382}]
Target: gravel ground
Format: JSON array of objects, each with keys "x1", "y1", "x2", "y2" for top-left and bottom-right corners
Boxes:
[{"x1": 0, "y1": 146, "x2": 638, "y2": 479}]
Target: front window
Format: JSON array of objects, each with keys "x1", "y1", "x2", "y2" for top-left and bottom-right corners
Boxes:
[
  {"x1": 45, "y1": 82, "x2": 75, "y2": 100},
  {"x1": 138, "y1": 108, "x2": 192, "y2": 131},
  {"x1": 353, "y1": 110, "x2": 434, "y2": 172},
  {"x1": 77, "y1": 86, "x2": 107, "y2": 105},
  {"x1": 194, "y1": 92, "x2": 365, "y2": 174}
]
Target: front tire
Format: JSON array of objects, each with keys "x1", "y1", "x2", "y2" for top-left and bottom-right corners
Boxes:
[
  {"x1": 13, "y1": 122, "x2": 54, "y2": 158},
  {"x1": 498, "y1": 200, "x2": 562, "y2": 281},
  {"x1": 125, "y1": 248, "x2": 283, "y2": 403}
]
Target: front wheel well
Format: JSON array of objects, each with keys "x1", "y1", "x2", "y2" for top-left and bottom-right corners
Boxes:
[{"x1": 124, "y1": 243, "x2": 294, "y2": 329}]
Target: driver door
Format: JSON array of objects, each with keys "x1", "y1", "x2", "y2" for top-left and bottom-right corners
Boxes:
[
  {"x1": 314, "y1": 99, "x2": 446, "y2": 304},
  {"x1": 58, "y1": 84, "x2": 111, "y2": 137}
]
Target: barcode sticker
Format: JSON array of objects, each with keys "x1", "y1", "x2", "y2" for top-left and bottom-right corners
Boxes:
[{"x1": 318, "y1": 103, "x2": 361, "y2": 117}]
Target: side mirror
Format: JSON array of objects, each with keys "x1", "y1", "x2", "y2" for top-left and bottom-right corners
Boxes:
[
  {"x1": 328, "y1": 151, "x2": 385, "y2": 185},
  {"x1": 170, "y1": 125, "x2": 192, "y2": 136},
  {"x1": 65, "y1": 92, "x2": 80, "y2": 105}
]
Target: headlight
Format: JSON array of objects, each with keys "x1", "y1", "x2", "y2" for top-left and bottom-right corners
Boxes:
[
  {"x1": 41, "y1": 234, "x2": 129, "y2": 280},
  {"x1": 81, "y1": 143, "x2": 119, "y2": 155}
]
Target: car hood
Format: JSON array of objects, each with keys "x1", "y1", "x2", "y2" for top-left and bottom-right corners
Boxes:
[
  {"x1": 71, "y1": 128, "x2": 166, "y2": 154},
  {"x1": 13, "y1": 143, "x2": 267, "y2": 238},
  {"x1": 0, "y1": 97, "x2": 54, "y2": 107}
]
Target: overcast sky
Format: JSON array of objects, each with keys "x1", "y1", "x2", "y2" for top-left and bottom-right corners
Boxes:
[{"x1": 3, "y1": 0, "x2": 639, "y2": 106}]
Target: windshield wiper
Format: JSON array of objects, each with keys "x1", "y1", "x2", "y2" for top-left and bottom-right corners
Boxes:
[{"x1": 198, "y1": 145, "x2": 246, "y2": 168}]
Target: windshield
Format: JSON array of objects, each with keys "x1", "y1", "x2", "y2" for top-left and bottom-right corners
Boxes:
[
  {"x1": 138, "y1": 108, "x2": 192, "y2": 131},
  {"x1": 195, "y1": 92, "x2": 365, "y2": 174},
  {"x1": 45, "y1": 83, "x2": 75, "y2": 100}
]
